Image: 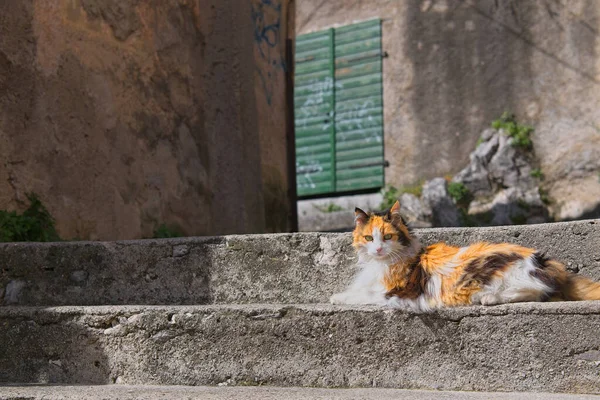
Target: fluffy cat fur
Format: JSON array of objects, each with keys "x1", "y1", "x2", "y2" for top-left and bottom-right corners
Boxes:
[{"x1": 330, "y1": 200, "x2": 600, "y2": 311}]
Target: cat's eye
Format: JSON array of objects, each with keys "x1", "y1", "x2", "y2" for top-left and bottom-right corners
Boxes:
[
  {"x1": 383, "y1": 234, "x2": 392, "y2": 240},
  {"x1": 364, "y1": 235, "x2": 374, "y2": 241}
]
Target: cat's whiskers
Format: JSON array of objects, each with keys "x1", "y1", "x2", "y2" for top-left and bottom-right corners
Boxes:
[
  {"x1": 388, "y1": 250, "x2": 403, "y2": 264},
  {"x1": 387, "y1": 248, "x2": 414, "y2": 265}
]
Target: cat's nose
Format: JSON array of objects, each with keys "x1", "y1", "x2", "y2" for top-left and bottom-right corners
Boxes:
[{"x1": 376, "y1": 247, "x2": 383, "y2": 254}]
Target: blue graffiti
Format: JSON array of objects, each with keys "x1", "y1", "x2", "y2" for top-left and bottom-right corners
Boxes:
[{"x1": 251, "y1": 0, "x2": 286, "y2": 105}]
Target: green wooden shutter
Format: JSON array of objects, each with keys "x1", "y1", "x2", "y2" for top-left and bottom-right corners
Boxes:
[
  {"x1": 294, "y1": 19, "x2": 384, "y2": 197},
  {"x1": 334, "y1": 19, "x2": 384, "y2": 192},
  {"x1": 294, "y1": 29, "x2": 335, "y2": 196}
]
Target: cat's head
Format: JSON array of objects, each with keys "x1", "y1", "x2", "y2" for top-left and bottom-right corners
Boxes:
[{"x1": 353, "y1": 200, "x2": 415, "y2": 261}]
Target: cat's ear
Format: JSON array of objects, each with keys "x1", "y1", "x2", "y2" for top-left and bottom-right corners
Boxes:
[
  {"x1": 390, "y1": 200, "x2": 401, "y2": 217},
  {"x1": 389, "y1": 200, "x2": 408, "y2": 226},
  {"x1": 354, "y1": 207, "x2": 369, "y2": 226}
]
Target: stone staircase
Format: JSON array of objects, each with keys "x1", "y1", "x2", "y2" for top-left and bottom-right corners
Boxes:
[{"x1": 1, "y1": 220, "x2": 600, "y2": 399}]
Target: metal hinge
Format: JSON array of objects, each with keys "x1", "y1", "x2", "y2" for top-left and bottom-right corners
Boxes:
[{"x1": 348, "y1": 160, "x2": 389, "y2": 169}]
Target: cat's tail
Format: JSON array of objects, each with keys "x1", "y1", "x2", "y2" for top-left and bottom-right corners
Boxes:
[
  {"x1": 561, "y1": 273, "x2": 600, "y2": 301},
  {"x1": 534, "y1": 255, "x2": 600, "y2": 301}
]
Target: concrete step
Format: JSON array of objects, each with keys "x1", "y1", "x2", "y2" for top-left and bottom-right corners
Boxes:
[
  {"x1": 1, "y1": 385, "x2": 599, "y2": 400},
  {"x1": 1, "y1": 220, "x2": 599, "y2": 306},
  {"x1": 2, "y1": 303, "x2": 600, "y2": 393}
]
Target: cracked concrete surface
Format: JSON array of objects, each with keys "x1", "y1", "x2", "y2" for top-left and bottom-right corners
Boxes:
[
  {"x1": 1, "y1": 220, "x2": 599, "y2": 306},
  {"x1": 1, "y1": 303, "x2": 600, "y2": 392}
]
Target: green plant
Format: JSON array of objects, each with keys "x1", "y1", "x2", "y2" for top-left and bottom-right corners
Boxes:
[
  {"x1": 476, "y1": 137, "x2": 485, "y2": 147},
  {"x1": 491, "y1": 112, "x2": 534, "y2": 150},
  {"x1": 447, "y1": 182, "x2": 472, "y2": 207},
  {"x1": 314, "y1": 203, "x2": 344, "y2": 213},
  {"x1": 0, "y1": 193, "x2": 60, "y2": 242},
  {"x1": 379, "y1": 182, "x2": 424, "y2": 210},
  {"x1": 530, "y1": 168, "x2": 544, "y2": 179},
  {"x1": 153, "y1": 224, "x2": 183, "y2": 238},
  {"x1": 380, "y1": 186, "x2": 400, "y2": 210}
]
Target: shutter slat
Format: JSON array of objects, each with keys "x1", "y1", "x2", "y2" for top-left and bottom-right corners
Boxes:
[
  {"x1": 296, "y1": 47, "x2": 331, "y2": 62},
  {"x1": 295, "y1": 113, "x2": 333, "y2": 128},
  {"x1": 335, "y1": 127, "x2": 383, "y2": 142},
  {"x1": 335, "y1": 25, "x2": 381, "y2": 46},
  {"x1": 336, "y1": 175, "x2": 384, "y2": 191},
  {"x1": 336, "y1": 166, "x2": 384, "y2": 180},
  {"x1": 336, "y1": 145, "x2": 383, "y2": 163},
  {"x1": 335, "y1": 43, "x2": 381, "y2": 60},
  {"x1": 296, "y1": 153, "x2": 332, "y2": 165},
  {"x1": 335, "y1": 82, "x2": 382, "y2": 102},
  {"x1": 296, "y1": 59, "x2": 333, "y2": 75},
  {"x1": 335, "y1": 106, "x2": 382, "y2": 122},
  {"x1": 293, "y1": 102, "x2": 332, "y2": 118},
  {"x1": 335, "y1": 116, "x2": 383, "y2": 132},
  {"x1": 335, "y1": 135, "x2": 383, "y2": 151},
  {"x1": 336, "y1": 97, "x2": 383, "y2": 112},
  {"x1": 296, "y1": 133, "x2": 332, "y2": 148},
  {"x1": 336, "y1": 61, "x2": 381, "y2": 80},
  {"x1": 336, "y1": 155, "x2": 384, "y2": 170},
  {"x1": 295, "y1": 69, "x2": 331, "y2": 85},
  {"x1": 331, "y1": 72, "x2": 382, "y2": 91},
  {"x1": 296, "y1": 125, "x2": 334, "y2": 138}
]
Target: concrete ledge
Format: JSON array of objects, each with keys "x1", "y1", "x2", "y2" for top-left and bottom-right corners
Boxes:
[
  {"x1": 1, "y1": 303, "x2": 600, "y2": 393},
  {"x1": 1, "y1": 220, "x2": 599, "y2": 306},
  {"x1": 0, "y1": 385, "x2": 598, "y2": 400}
]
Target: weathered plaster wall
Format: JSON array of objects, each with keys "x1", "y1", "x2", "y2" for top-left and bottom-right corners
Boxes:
[
  {"x1": 0, "y1": 0, "x2": 294, "y2": 240},
  {"x1": 297, "y1": 0, "x2": 600, "y2": 220},
  {"x1": 253, "y1": 0, "x2": 296, "y2": 232}
]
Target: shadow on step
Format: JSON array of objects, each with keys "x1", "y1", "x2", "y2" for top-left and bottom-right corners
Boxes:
[
  {"x1": 0, "y1": 308, "x2": 110, "y2": 384},
  {"x1": 0, "y1": 237, "x2": 226, "y2": 306}
]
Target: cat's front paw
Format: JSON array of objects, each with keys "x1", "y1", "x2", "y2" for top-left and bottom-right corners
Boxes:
[
  {"x1": 479, "y1": 294, "x2": 501, "y2": 306},
  {"x1": 329, "y1": 292, "x2": 350, "y2": 304}
]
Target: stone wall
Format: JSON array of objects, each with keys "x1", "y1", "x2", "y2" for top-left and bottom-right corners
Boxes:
[
  {"x1": 0, "y1": 0, "x2": 294, "y2": 240},
  {"x1": 297, "y1": 0, "x2": 600, "y2": 221}
]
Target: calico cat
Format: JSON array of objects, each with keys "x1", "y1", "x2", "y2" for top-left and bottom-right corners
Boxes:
[{"x1": 330, "y1": 200, "x2": 600, "y2": 311}]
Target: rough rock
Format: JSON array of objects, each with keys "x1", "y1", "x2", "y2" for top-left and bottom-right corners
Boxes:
[
  {"x1": 453, "y1": 160, "x2": 492, "y2": 198},
  {"x1": 473, "y1": 132, "x2": 500, "y2": 165},
  {"x1": 446, "y1": 128, "x2": 548, "y2": 226},
  {"x1": 487, "y1": 134, "x2": 535, "y2": 190},
  {"x1": 480, "y1": 128, "x2": 496, "y2": 141},
  {"x1": 399, "y1": 193, "x2": 431, "y2": 228},
  {"x1": 469, "y1": 187, "x2": 547, "y2": 226},
  {"x1": 464, "y1": 132, "x2": 501, "y2": 197},
  {"x1": 455, "y1": 129, "x2": 536, "y2": 198},
  {"x1": 421, "y1": 178, "x2": 460, "y2": 227}
]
